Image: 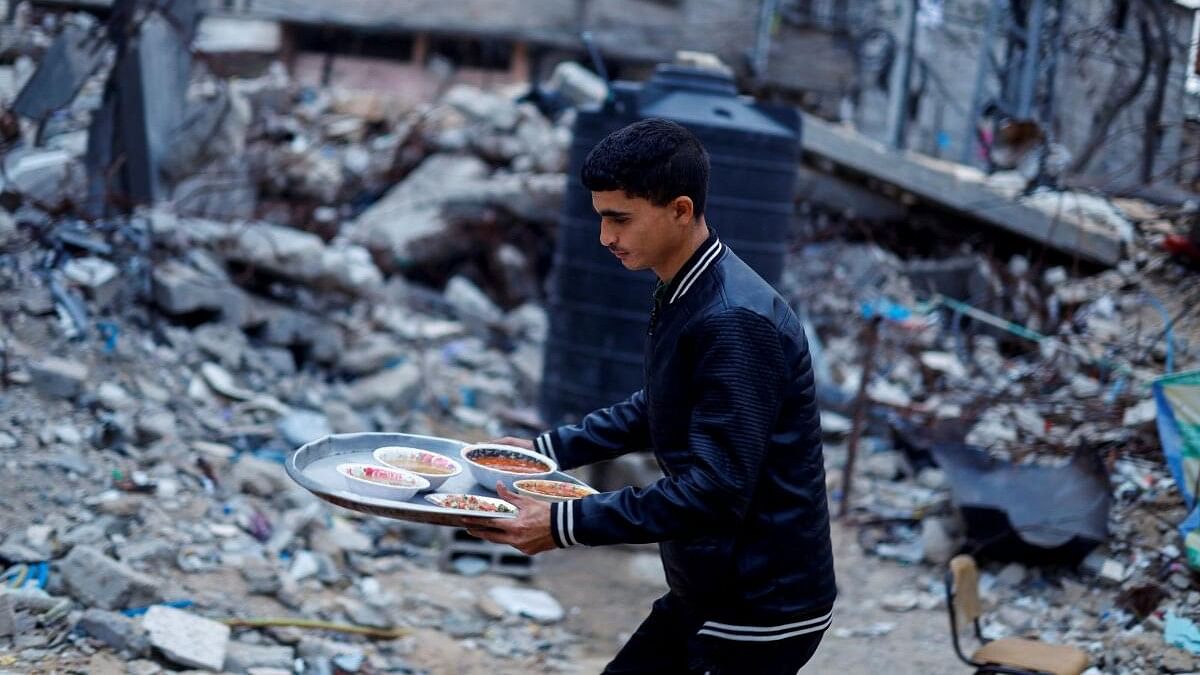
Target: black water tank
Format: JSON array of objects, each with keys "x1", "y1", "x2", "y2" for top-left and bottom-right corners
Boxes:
[{"x1": 540, "y1": 64, "x2": 801, "y2": 425}]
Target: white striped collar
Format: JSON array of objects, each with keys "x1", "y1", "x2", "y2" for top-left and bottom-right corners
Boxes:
[{"x1": 661, "y1": 231, "x2": 723, "y2": 305}]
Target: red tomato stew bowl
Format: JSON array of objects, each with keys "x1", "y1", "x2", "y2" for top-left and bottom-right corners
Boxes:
[{"x1": 459, "y1": 443, "x2": 557, "y2": 492}]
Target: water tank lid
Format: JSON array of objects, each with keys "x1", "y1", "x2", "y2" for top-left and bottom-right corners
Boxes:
[{"x1": 648, "y1": 64, "x2": 739, "y2": 96}]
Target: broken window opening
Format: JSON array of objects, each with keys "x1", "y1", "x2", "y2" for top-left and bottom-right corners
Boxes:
[
  {"x1": 426, "y1": 36, "x2": 513, "y2": 71},
  {"x1": 290, "y1": 24, "x2": 415, "y2": 62}
]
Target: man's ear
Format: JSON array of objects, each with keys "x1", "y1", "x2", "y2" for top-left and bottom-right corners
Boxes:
[{"x1": 673, "y1": 196, "x2": 695, "y2": 224}]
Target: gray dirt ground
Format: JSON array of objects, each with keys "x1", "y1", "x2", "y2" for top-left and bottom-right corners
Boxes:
[{"x1": 536, "y1": 521, "x2": 962, "y2": 675}]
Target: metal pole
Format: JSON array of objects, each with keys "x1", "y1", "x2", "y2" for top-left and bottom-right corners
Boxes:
[
  {"x1": 754, "y1": 0, "x2": 781, "y2": 84},
  {"x1": 961, "y1": 0, "x2": 1004, "y2": 164},
  {"x1": 885, "y1": 0, "x2": 918, "y2": 149},
  {"x1": 839, "y1": 316, "x2": 882, "y2": 519},
  {"x1": 1016, "y1": 0, "x2": 1045, "y2": 118}
]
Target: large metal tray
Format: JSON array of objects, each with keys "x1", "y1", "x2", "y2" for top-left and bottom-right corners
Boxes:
[{"x1": 286, "y1": 432, "x2": 588, "y2": 527}]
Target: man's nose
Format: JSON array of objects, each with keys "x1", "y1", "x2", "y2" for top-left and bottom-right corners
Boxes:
[{"x1": 599, "y1": 222, "x2": 615, "y2": 247}]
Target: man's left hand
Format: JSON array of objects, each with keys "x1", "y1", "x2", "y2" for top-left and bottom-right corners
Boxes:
[{"x1": 462, "y1": 483, "x2": 557, "y2": 555}]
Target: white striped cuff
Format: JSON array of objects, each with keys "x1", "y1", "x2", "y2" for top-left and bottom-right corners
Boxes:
[
  {"x1": 695, "y1": 608, "x2": 833, "y2": 642},
  {"x1": 550, "y1": 500, "x2": 580, "y2": 548},
  {"x1": 534, "y1": 432, "x2": 558, "y2": 465}
]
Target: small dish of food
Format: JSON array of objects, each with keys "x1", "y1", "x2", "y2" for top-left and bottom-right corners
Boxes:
[
  {"x1": 336, "y1": 462, "x2": 429, "y2": 502},
  {"x1": 513, "y1": 479, "x2": 598, "y2": 503},
  {"x1": 460, "y1": 444, "x2": 557, "y2": 492},
  {"x1": 372, "y1": 446, "x2": 462, "y2": 491},
  {"x1": 424, "y1": 492, "x2": 518, "y2": 517}
]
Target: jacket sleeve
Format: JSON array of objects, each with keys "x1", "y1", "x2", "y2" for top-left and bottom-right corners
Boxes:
[
  {"x1": 532, "y1": 389, "x2": 650, "y2": 471},
  {"x1": 547, "y1": 309, "x2": 786, "y2": 547}
]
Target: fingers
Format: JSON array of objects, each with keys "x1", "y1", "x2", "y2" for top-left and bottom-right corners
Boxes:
[
  {"x1": 460, "y1": 516, "x2": 496, "y2": 528},
  {"x1": 495, "y1": 481, "x2": 514, "y2": 499},
  {"x1": 495, "y1": 481, "x2": 528, "y2": 505}
]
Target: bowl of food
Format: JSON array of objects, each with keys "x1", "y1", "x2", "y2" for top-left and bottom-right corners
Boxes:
[
  {"x1": 336, "y1": 462, "x2": 429, "y2": 502},
  {"x1": 372, "y1": 446, "x2": 462, "y2": 491},
  {"x1": 425, "y1": 492, "x2": 517, "y2": 517},
  {"x1": 513, "y1": 479, "x2": 598, "y2": 503},
  {"x1": 460, "y1": 443, "x2": 557, "y2": 492}
]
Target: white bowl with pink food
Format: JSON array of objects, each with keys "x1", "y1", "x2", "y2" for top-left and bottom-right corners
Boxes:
[
  {"x1": 336, "y1": 462, "x2": 429, "y2": 501},
  {"x1": 372, "y1": 446, "x2": 463, "y2": 491}
]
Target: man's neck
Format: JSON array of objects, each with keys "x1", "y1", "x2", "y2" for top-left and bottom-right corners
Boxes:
[{"x1": 654, "y1": 220, "x2": 709, "y2": 285}]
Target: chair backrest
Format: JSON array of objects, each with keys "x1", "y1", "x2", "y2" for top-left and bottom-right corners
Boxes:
[{"x1": 949, "y1": 554, "x2": 983, "y2": 623}]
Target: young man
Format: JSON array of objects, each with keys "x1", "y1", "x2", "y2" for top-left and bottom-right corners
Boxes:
[{"x1": 464, "y1": 118, "x2": 835, "y2": 674}]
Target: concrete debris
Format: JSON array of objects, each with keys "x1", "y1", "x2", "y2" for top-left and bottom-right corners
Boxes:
[
  {"x1": 344, "y1": 361, "x2": 422, "y2": 409},
  {"x1": 152, "y1": 259, "x2": 246, "y2": 319},
  {"x1": 59, "y1": 545, "x2": 162, "y2": 611},
  {"x1": 223, "y1": 641, "x2": 296, "y2": 673},
  {"x1": 545, "y1": 61, "x2": 609, "y2": 108},
  {"x1": 77, "y1": 608, "x2": 150, "y2": 657},
  {"x1": 486, "y1": 586, "x2": 564, "y2": 624},
  {"x1": 200, "y1": 362, "x2": 256, "y2": 401},
  {"x1": 445, "y1": 275, "x2": 504, "y2": 325},
  {"x1": 276, "y1": 409, "x2": 332, "y2": 447},
  {"x1": 142, "y1": 605, "x2": 230, "y2": 672},
  {"x1": 1, "y1": 148, "x2": 86, "y2": 207},
  {"x1": 27, "y1": 356, "x2": 88, "y2": 400},
  {"x1": 0, "y1": 8, "x2": 1194, "y2": 672},
  {"x1": 225, "y1": 221, "x2": 383, "y2": 295}
]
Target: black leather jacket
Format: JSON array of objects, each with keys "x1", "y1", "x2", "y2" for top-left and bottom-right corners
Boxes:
[{"x1": 535, "y1": 230, "x2": 836, "y2": 640}]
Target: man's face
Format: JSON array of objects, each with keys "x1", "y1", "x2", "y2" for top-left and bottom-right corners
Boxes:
[{"x1": 592, "y1": 190, "x2": 691, "y2": 272}]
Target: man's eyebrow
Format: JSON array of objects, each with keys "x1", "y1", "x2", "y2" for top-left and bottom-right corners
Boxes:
[{"x1": 596, "y1": 208, "x2": 631, "y2": 217}]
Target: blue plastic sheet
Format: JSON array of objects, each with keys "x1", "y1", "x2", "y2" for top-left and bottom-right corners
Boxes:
[{"x1": 1153, "y1": 369, "x2": 1200, "y2": 570}]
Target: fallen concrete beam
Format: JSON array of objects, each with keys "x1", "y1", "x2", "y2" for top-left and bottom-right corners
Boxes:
[
  {"x1": 795, "y1": 166, "x2": 908, "y2": 221},
  {"x1": 800, "y1": 113, "x2": 1126, "y2": 266}
]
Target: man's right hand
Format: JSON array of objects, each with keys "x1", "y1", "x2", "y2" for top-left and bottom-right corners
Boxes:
[{"x1": 488, "y1": 436, "x2": 534, "y2": 451}]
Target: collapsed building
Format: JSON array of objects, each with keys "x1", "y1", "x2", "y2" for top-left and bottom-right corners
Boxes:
[{"x1": 0, "y1": 0, "x2": 1197, "y2": 673}]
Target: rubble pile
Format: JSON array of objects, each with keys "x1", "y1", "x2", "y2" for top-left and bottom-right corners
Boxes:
[
  {"x1": 0, "y1": 11, "x2": 586, "y2": 672},
  {"x1": 0, "y1": 5, "x2": 1198, "y2": 674},
  {"x1": 780, "y1": 222, "x2": 1200, "y2": 671}
]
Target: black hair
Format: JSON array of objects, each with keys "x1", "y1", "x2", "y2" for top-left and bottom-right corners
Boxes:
[{"x1": 581, "y1": 118, "x2": 709, "y2": 217}]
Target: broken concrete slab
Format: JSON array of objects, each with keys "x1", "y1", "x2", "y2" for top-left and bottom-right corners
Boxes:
[
  {"x1": 546, "y1": 61, "x2": 608, "y2": 108},
  {"x1": 486, "y1": 586, "x2": 564, "y2": 624},
  {"x1": 28, "y1": 356, "x2": 89, "y2": 399},
  {"x1": 61, "y1": 256, "x2": 121, "y2": 307},
  {"x1": 0, "y1": 208, "x2": 17, "y2": 245},
  {"x1": 1, "y1": 148, "x2": 86, "y2": 207},
  {"x1": 200, "y1": 362, "x2": 256, "y2": 401},
  {"x1": 60, "y1": 545, "x2": 162, "y2": 610},
  {"x1": 161, "y1": 86, "x2": 251, "y2": 183},
  {"x1": 229, "y1": 454, "x2": 290, "y2": 498},
  {"x1": 152, "y1": 259, "x2": 247, "y2": 320},
  {"x1": 444, "y1": 276, "x2": 503, "y2": 325},
  {"x1": 443, "y1": 84, "x2": 520, "y2": 131},
  {"x1": 12, "y1": 21, "x2": 107, "y2": 123},
  {"x1": 338, "y1": 333, "x2": 405, "y2": 376},
  {"x1": 170, "y1": 160, "x2": 257, "y2": 221},
  {"x1": 250, "y1": 302, "x2": 345, "y2": 365},
  {"x1": 348, "y1": 153, "x2": 488, "y2": 258},
  {"x1": 0, "y1": 594, "x2": 16, "y2": 638},
  {"x1": 142, "y1": 605, "x2": 230, "y2": 672},
  {"x1": 223, "y1": 640, "x2": 295, "y2": 673},
  {"x1": 800, "y1": 112, "x2": 1127, "y2": 265},
  {"x1": 192, "y1": 322, "x2": 248, "y2": 370},
  {"x1": 224, "y1": 221, "x2": 382, "y2": 295},
  {"x1": 276, "y1": 409, "x2": 332, "y2": 447},
  {"x1": 77, "y1": 608, "x2": 150, "y2": 657},
  {"x1": 344, "y1": 361, "x2": 421, "y2": 409}
]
